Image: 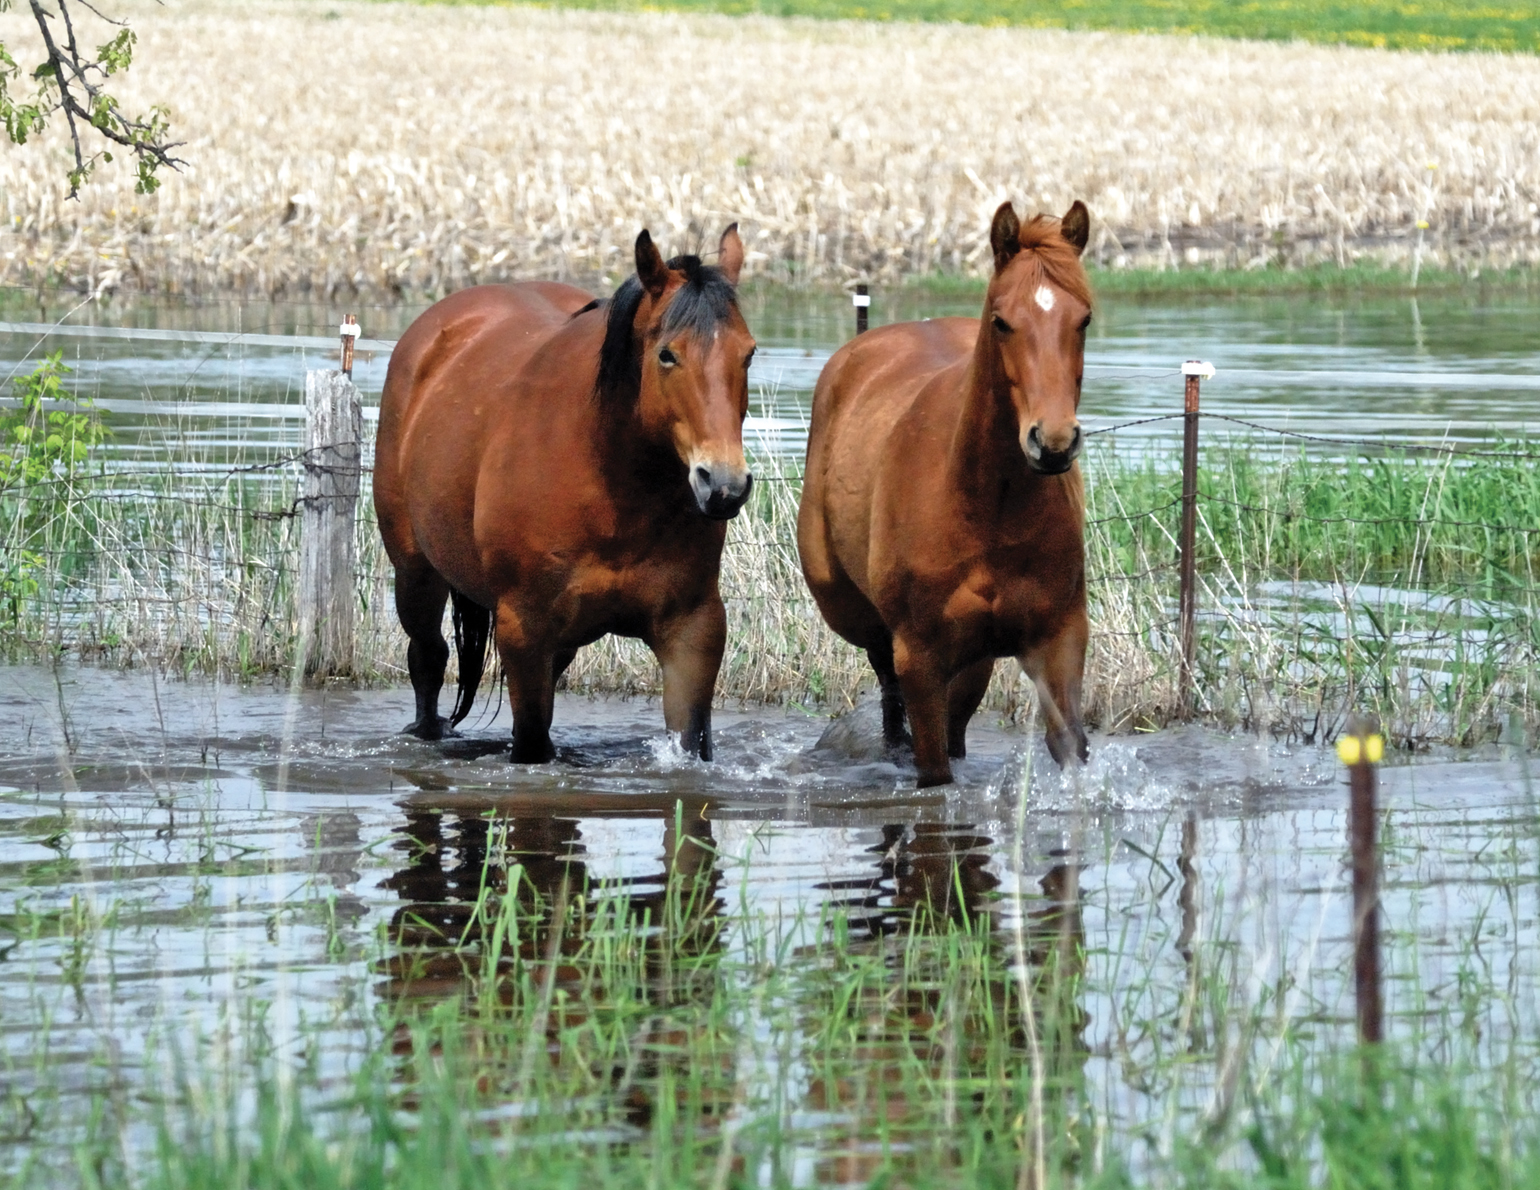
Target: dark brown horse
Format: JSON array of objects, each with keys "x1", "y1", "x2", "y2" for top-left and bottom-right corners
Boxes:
[
  {"x1": 798, "y1": 201, "x2": 1094, "y2": 787},
  {"x1": 375, "y1": 225, "x2": 755, "y2": 762}
]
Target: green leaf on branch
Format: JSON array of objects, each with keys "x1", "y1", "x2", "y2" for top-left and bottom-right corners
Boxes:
[{"x1": 98, "y1": 29, "x2": 134, "y2": 74}]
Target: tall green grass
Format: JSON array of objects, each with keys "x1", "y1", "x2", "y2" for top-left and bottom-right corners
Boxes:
[{"x1": 1092, "y1": 439, "x2": 1540, "y2": 589}]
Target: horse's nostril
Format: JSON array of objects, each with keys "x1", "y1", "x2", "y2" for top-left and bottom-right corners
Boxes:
[
  {"x1": 695, "y1": 465, "x2": 712, "y2": 486},
  {"x1": 1027, "y1": 424, "x2": 1043, "y2": 447}
]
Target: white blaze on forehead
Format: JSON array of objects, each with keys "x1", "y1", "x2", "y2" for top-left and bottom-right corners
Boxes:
[{"x1": 1034, "y1": 285, "x2": 1056, "y2": 312}]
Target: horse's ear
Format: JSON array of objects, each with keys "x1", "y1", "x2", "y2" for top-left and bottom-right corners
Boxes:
[
  {"x1": 718, "y1": 222, "x2": 745, "y2": 286},
  {"x1": 990, "y1": 202, "x2": 1021, "y2": 272},
  {"x1": 1060, "y1": 201, "x2": 1091, "y2": 256},
  {"x1": 635, "y1": 229, "x2": 669, "y2": 299}
]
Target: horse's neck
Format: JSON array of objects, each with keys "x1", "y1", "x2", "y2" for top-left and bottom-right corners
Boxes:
[
  {"x1": 600, "y1": 408, "x2": 689, "y2": 513},
  {"x1": 947, "y1": 324, "x2": 1023, "y2": 505}
]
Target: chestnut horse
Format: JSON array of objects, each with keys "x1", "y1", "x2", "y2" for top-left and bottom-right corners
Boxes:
[
  {"x1": 375, "y1": 226, "x2": 756, "y2": 762},
  {"x1": 798, "y1": 202, "x2": 1094, "y2": 787}
]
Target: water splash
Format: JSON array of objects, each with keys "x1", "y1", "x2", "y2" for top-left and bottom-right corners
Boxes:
[{"x1": 983, "y1": 737, "x2": 1181, "y2": 814}]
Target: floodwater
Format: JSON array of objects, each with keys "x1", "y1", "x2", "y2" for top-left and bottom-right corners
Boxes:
[
  {"x1": 2, "y1": 664, "x2": 1537, "y2": 1176},
  {"x1": 4, "y1": 283, "x2": 1540, "y2": 1174},
  {"x1": 1, "y1": 285, "x2": 1538, "y2": 472}
]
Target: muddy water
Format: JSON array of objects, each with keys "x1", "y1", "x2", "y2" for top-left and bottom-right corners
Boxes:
[{"x1": 2, "y1": 663, "x2": 1537, "y2": 1173}]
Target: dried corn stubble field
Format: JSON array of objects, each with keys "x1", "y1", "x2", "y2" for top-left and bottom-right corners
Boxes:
[{"x1": 0, "y1": 0, "x2": 1537, "y2": 296}]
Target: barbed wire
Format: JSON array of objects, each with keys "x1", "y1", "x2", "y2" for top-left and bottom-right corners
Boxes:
[
  {"x1": 1201, "y1": 413, "x2": 1540, "y2": 461},
  {"x1": 1086, "y1": 563, "x2": 1180, "y2": 584},
  {"x1": 1094, "y1": 616, "x2": 1181, "y2": 639},
  {"x1": 1085, "y1": 414, "x2": 1186, "y2": 437},
  {"x1": 1197, "y1": 490, "x2": 1540, "y2": 535},
  {"x1": 0, "y1": 447, "x2": 363, "y2": 495},
  {"x1": 1086, "y1": 497, "x2": 1182, "y2": 526}
]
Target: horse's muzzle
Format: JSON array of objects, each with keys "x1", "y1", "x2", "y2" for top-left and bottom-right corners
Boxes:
[
  {"x1": 1023, "y1": 423, "x2": 1083, "y2": 475},
  {"x1": 692, "y1": 464, "x2": 754, "y2": 520}
]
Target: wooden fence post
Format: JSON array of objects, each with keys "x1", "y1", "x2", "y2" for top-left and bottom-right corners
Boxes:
[
  {"x1": 1177, "y1": 359, "x2": 1214, "y2": 718},
  {"x1": 853, "y1": 283, "x2": 869, "y2": 336},
  {"x1": 299, "y1": 360, "x2": 361, "y2": 681}
]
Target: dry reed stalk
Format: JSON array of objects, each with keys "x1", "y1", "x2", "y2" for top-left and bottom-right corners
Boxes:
[{"x1": 0, "y1": 1, "x2": 1536, "y2": 297}]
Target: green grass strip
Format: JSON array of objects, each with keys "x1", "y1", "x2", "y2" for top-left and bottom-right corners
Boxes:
[{"x1": 419, "y1": 0, "x2": 1540, "y2": 54}]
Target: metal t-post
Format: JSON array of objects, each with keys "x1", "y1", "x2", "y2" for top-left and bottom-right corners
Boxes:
[{"x1": 1177, "y1": 360, "x2": 1213, "y2": 717}]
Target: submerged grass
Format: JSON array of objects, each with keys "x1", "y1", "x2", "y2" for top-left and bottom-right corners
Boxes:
[
  {"x1": 5, "y1": 665, "x2": 1540, "y2": 1188},
  {"x1": 28, "y1": 803, "x2": 1540, "y2": 1190}
]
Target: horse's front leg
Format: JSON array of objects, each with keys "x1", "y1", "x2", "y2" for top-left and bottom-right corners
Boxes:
[
  {"x1": 893, "y1": 634, "x2": 953, "y2": 787},
  {"x1": 1022, "y1": 609, "x2": 1089, "y2": 767},
  {"x1": 653, "y1": 597, "x2": 727, "y2": 760},
  {"x1": 946, "y1": 657, "x2": 995, "y2": 760},
  {"x1": 495, "y1": 602, "x2": 557, "y2": 763}
]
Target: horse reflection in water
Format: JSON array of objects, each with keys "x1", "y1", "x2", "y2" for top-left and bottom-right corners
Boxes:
[
  {"x1": 377, "y1": 799, "x2": 728, "y2": 1126},
  {"x1": 376, "y1": 801, "x2": 1088, "y2": 1175},
  {"x1": 807, "y1": 824, "x2": 1089, "y2": 1186}
]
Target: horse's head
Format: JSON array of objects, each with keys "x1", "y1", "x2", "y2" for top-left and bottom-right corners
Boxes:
[
  {"x1": 984, "y1": 200, "x2": 1093, "y2": 475},
  {"x1": 607, "y1": 224, "x2": 756, "y2": 520}
]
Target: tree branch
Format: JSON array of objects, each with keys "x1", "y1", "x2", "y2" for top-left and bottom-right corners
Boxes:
[{"x1": 0, "y1": 0, "x2": 183, "y2": 197}]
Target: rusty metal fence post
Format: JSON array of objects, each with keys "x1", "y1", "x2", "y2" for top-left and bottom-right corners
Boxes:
[
  {"x1": 340, "y1": 312, "x2": 359, "y2": 377},
  {"x1": 1339, "y1": 714, "x2": 1385, "y2": 1045},
  {"x1": 1177, "y1": 360, "x2": 1213, "y2": 717},
  {"x1": 853, "y1": 283, "x2": 869, "y2": 336}
]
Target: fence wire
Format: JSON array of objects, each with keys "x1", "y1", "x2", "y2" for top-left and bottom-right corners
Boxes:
[{"x1": 6, "y1": 377, "x2": 1540, "y2": 743}]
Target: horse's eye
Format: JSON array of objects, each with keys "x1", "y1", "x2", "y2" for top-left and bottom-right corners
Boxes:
[
  {"x1": 658, "y1": 346, "x2": 679, "y2": 367},
  {"x1": 744, "y1": 347, "x2": 757, "y2": 369},
  {"x1": 1079, "y1": 314, "x2": 1093, "y2": 332},
  {"x1": 992, "y1": 314, "x2": 1012, "y2": 335}
]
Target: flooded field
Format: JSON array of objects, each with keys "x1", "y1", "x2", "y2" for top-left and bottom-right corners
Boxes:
[
  {"x1": 2, "y1": 286, "x2": 1539, "y2": 469},
  {"x1": 3, "y1": 663, "x2": 1539, "y2": 1185},
  {"x1": 4, "y1": 281, "x2": 1540, "y2": 1182}
]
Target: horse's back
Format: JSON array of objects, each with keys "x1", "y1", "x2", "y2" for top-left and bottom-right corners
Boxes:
[
  {"x1": 381, "y1": 282, "x2": 592, "y2": 429},
  {"x1": 808, "y1": 317, "x2": 975, "y2": 481},
  {"x1": 376, "y1": 281, "x2": 595, "y2": 569},
  {"x1": 800, "y1": 318, "x2": 975, "y2": 624},
  {"x1": 812, "y1": 317, "x2": 973, "y2": 417}
]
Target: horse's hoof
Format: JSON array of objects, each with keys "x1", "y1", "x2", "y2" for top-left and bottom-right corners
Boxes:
[
  {"x1": 916, "y1": 767, "x2": 954, "y2": 789},
  {"x1": 508, "y1": 739, "x2": 557, "y2": 764},
  {"x1": 403, "y1": 716, "x2": 458, "y2": 741}
]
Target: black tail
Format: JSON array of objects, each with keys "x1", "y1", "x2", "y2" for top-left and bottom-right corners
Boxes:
[{"x1": 448, "y1": 589, "x2": 493, "y2": 728}]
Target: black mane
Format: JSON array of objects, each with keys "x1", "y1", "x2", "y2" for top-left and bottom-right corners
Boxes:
[{"x1": 594, "y1": 254, "x2": 739, "y2": 407}]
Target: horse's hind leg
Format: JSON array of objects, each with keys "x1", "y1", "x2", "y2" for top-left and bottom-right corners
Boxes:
[
  {"x1": 946, "y1": 658, "x2": 995, "y2": 760},
  {"x1": 654, "y1": 598, "x2": 727, "y2": 761},
  {"x1": 866, "y1": 636, "x2": 911, "y2": 749},
  {"x1": 394, "y1": 559, "x2": 454, "y2": 739},
  {"x1": 1023, "y1": 613, "x2": 1089, "y2": 767}
]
